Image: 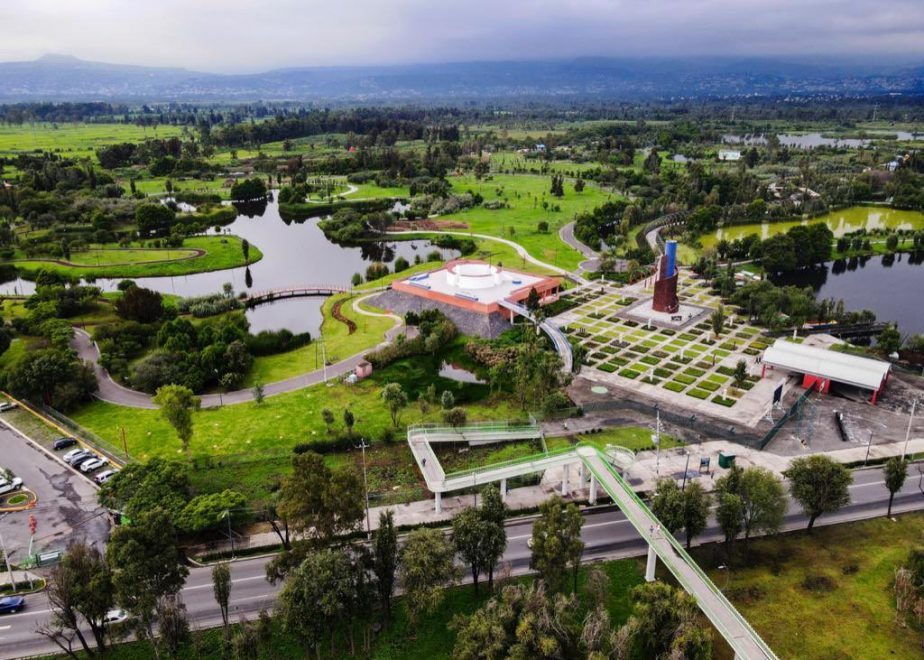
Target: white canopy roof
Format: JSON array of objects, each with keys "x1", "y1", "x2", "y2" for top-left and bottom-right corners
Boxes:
[{"x1": 762, "y1": 338, "x2": 890, "y2": 391}]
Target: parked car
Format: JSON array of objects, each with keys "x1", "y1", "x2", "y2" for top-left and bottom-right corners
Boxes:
[
  {"x1": 0, "y1": 596, "x2": 25, "y2": 614},
  {"x1": 94, "y1": 469, "x2": 119, "y2": 484},
  {"x1": 62, "y1": 448, "x2": 87, "y2": 463},
  {"x1": 0, "y1": 402, "x2": 18, "y2": 412},
  {"x1": 64, "y1": 450, "x2": 93, "y2": 466},
  {"x1": 103, "y1": 608, "x2": 129, "y2": 625},
  {"x1": 80, "y1": 457, "x2": 109, "y2": 473},
  {"x1": 71, "y1": 454, "x2": 100, "y2": 469},
  {"x1": 53, "y1": 437, "x2": 78, "y2": 450},
  {"x1": 0, "y1": 478, "x2": 23, "y2": 496}
]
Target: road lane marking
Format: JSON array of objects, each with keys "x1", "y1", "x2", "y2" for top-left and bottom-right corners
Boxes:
[
  {"x1": 0, "y1": 625, "x2": 10, "y2": 631},
  {"x1": 184, "y1": 574, "x2": 266, "y2": 591},
  {"x1": 508, "y1": 518, "x2": 632, "y2": 541}
]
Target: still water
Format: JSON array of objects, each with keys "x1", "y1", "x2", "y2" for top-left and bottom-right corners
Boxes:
[{"x1": 0, "y1": 195, "x2": 457, "y2": 337}]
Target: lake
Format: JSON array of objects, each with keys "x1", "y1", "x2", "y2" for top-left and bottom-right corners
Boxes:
[
  {"x1": 722, "y1": 133, "x2": 871, "y2": 149},
  {"x1": 775, "y1": 253, "x2": 924, "y2": 336},
  {"x1": 0, "y1": 194, "x2": 457, "y2": 337},
  {"x1": 701, "y1": 206, "x2": 924, "y2": 249}
]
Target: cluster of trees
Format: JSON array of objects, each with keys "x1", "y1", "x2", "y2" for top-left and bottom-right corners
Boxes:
[
  {"x1": 228, "y1": 178, "x2": 267, "y2": 202},
  {"x1": 365, "y1": 309, "x2": 457, "y2": 369}
]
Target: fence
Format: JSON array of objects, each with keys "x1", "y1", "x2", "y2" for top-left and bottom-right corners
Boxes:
[
  {"x1": 20, "y1": 399, "x2": 130, "y2": 466},
  {"x1": 757, "y1": 388, "x2": 816, "y2": 450}
]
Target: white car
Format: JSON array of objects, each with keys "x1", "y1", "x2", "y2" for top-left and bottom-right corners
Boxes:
[
  {"x1": 62, "y1": 448, "x2": 88, "y2": 463},
  {"x1": 64, "y1": 450, "x2": 93, "y2": 466},
  {"x1": 94, "y1": 469, "x2": 119, "y2": 484},
  {"x1": 80, "y1": 457, "x2": 109, "y2": 473},
  {"x1": 0, "y1": 478, "x2": 23, "y2": 496},
  {"x1": 103, "y1": 608, "x2": 129, "y2": 625}
]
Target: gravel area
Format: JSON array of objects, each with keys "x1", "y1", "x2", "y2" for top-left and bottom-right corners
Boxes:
[{"x1": 367, "y1": 290, "x2": 512, "y2": 338}]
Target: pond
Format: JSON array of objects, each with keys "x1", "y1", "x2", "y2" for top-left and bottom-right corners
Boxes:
[
  {"x1": 0, "y1": 194, "x2": 458, "y2": 337},
  {"x1": 722, "y1": 133, "x2": 871, "y2": 149},
  {"x1": 438, "y1": 361, "x2": 486, "y2": 384},
  {"x1": 774, "y1": 252, "x2": 924, "y2": 336},
  {"x1": 700, "y1": 206, "x2": 924, "y2": 249}
]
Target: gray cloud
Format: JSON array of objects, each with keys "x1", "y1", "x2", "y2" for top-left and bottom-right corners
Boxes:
[{"x1": 0, "y1": 0, "x2": 922, "y2": 72}]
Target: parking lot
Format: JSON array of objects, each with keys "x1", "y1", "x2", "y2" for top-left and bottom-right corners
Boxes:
[{"x1": 0, "y1": 422, "x2": 110, "y2": 564}]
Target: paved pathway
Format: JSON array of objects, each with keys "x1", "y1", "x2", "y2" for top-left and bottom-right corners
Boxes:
[{"x1": 72, "y1": 293, "x2": 405, "y2": 410}]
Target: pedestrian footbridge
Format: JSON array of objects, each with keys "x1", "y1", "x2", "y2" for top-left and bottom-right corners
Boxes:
[
  {"x1": 407, "y1": 422, "x2": 776, "y2": 659},
  {"x1": 496, "y1": 299, "x2": 573, "y2": 373}
]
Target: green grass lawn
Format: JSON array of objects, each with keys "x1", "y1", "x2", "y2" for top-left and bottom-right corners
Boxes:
[
  {"x1": 130, "y1": 176, "x2": 230, "y2": 198},
  {"x1": 689, "y1": 512, "x2": 924, "y2": 659},
  {"x1": 6, "y1": 235, "x2": 261, "y2": 279},
  {"x1": 0, "y1": 122, "x2": 184, "y2": 160},
  {"x1": 442, "y1": 173, "x2": 621, "y2": 270}
]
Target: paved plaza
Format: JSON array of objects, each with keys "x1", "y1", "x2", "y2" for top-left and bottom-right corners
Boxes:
[{"x1": 553, "y1": 270, "x2": 781, "y2": 426}]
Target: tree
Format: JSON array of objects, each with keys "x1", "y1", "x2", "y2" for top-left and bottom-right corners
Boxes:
[
  {"x1": 651, "y1": 479, "x2": 686, "y2": 534},
  {"x1": 681, "y1": 482, "x2": 711, "y2": 550},
  {"x1": 211, "y1": 563, "x2": 231, "y2": 641},
  {"x1": 440, "y1": 390, "x2": 455, "y2": 410},
  {"x1": 135, "y1": 204, "x2": 175, "y2": 236},
  {"x1": 878, "y1": 323, "x2": 902, "y2": 354},
  {"x1": 176, "y1": 489, "x2": 246, "y2": 533},
  {"x1": 716, "y1": 466, "x2": 786, "y2": 543},
  {"x1": 451, "y1": 582, "x2": 578, "y2": 659},
  {"x1": 758, "y1": 233, "x2": 797, "y2": 273},
  {"x1": 277, "y1": 548, "x2": 354, "y2": 657},
  {"x1": 442, "y1": 406, "x2": 467, "y2": 427},
  {"x1": 107, "y1": 508, "x2": 189, "y2": 654},
  {"x1": 530, "y1": 495, "x2": 584, "y2": 593},
  {"x1": 885, "y1": 457, "x2": 909, "y2": 518},
  {"x1": 574, "y1": 178, "x2": 585, "y2": 193},
  {"x1": 156, "y1": 595, "x2": 191, "y2": 657},
  {"x1": 400, "y1": 528, "x2": 460, "y2": 628},
  {"x1": 784, "y1": 455, "x2": 852, "y2": 531},
  {"x1": 733, "y1": 359, "x2": 748, "y2": 388},
  {"x1": 97, "y1": 457, "x2": 191, "y2": 523},
  {"x1": 229, "y1": 178, "x2": 267, "y2": 201},
  {"x1": 525, "y1": 286, "x2": 541, "y2": 311},
  {"x1": 381, "y1": 383, "x2": 408, "y2": 428},
  {"x1": 343, "y1": 408, "x2": 355, "y2": 435},
  {"x1": 268, "y1": 451, "x2": 363, "y2": 580},
  {"x1": 321, "y1": 407, "x2": 335, "y2": 433},
  {"x1": 711, "y1": 304, "x2": 726, "y2": 338},
  {"x1": 479, "y1": 485, "x2": 508, "y2": 590},
  {"x1": 715, "y1": 492, "x2": 744, "y2": 557},
  {"x1": 252, "y1": 381, "x2": 264, "y2": 404},
  {"x1": 372, "y1": 510, "x2": 398, "y2": 625},
  {"x1": 152, "y1": 384, "x2": 201, "y2": 454},
  {"x1": 43, "y1": 542, "x2": 114, "y2": 656},
  {"x1": 241, "y1": 238, "x2": 250, "y2": 261},
  {"x1": 452, "y1": 508, "x2": 493, "y2": 596},
  {"x1": 624, "y1": 582, "x2": 712, "y2": 659},
  {"x1": 3, "y1": 347, "x2": 97, "y2": 411}
]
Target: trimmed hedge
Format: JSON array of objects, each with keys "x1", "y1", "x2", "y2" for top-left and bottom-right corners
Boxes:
[
  {"x1": 686, "y1": 388, "x2": 710, "y2": 399},
  {"x1": 663, "y1": 381, "x2": 686, "y2": 392}
]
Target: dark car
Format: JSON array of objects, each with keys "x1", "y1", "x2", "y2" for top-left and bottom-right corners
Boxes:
[
  {"x1": 70, "y1": 453, "x2": 99, "y2": 469},
  {"x1": 0, "y1": 596, "x2": 25, "y2": 614},
  {"x1": 53, "y1": 437, "x2": 78, "y2": 450}
]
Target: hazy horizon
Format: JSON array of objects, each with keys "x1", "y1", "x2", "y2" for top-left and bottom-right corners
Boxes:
[{"x1": 1, "y1": 0, "x2": 923, "y2": 74}]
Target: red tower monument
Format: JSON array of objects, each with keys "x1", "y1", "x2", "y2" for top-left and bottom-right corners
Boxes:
[{"x1": 652, "y1": 240, "x2": 679, "y2": 313}]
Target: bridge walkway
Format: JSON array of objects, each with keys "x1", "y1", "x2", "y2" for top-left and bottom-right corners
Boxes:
[{"x1": 497, "y1": 299, "x2": 573, "y2": 373}]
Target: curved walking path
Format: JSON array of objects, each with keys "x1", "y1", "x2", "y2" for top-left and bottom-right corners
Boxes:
[
  {"x1": 389, "y1": 229, "x2": 588, "y2": 285},
  {"x1": 560, "y1": 221, "x2": 605, "y2": 273},
  {"x1": 72, "y1": 293, "x2": 405, "y2": 410}
]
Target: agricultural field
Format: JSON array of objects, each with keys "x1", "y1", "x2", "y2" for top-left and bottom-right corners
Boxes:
[{"x1": 0, "y1": 122, "x2": 184, "y2": 160}]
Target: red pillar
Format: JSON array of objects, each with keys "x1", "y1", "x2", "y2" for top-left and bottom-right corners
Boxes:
[
  {"x1": 871, "y1": 388, "x2": 879, "y2": 405},
  {"x1": 761, "y1": 364, "x2": 766, "y2": 378}
]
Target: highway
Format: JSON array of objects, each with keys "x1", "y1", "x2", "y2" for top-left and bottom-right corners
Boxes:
[{"x1": 1, "y1": 465, "x2": 921, "y2": 658}]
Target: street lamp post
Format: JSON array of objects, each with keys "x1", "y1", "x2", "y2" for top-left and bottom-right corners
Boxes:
[
  {"x1": 902, "y1": 399, "x2": 917, "y2": 460},
  {"x1": 356, "y1": 438, "x2": 372, "y2": 539}
]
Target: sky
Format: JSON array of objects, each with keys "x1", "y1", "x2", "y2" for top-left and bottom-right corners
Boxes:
[{"x1": 1, "y1": 0, "x2": 923, "y2": 73}]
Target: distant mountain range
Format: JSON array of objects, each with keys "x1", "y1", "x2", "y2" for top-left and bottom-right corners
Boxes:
[{"x1": 1, "y1": 54, "x2": 922, "y2": 103}]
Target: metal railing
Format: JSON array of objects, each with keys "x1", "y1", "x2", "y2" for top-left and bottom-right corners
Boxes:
[{"x1": 758, "y1": 388, "x2": 816, "y2": 450}]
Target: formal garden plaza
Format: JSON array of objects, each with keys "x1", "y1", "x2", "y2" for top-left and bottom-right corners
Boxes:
[{"x1": 552, "y1": 268, "x2": 781, "y2": 425}]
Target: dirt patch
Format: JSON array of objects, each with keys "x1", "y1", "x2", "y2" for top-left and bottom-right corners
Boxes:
[
  {"x1": 331, "y1": 299, "x2": 357, "y2": 335},
  {"x1": 389, "y1": 219, "x2": 469, "y2": 231},
  {"x1": 801, "y1": 574, "x2": 838, "y2": 593}
]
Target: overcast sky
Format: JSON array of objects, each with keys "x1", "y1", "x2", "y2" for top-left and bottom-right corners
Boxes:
[{"x1": 1, "y1": 0, "x2": 922, "y2": 73}]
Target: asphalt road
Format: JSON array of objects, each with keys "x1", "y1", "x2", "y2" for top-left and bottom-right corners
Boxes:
[
  {"x1": 2, "y1": 465, "x2": 922, "y2": 659},
  {"x1": 0, "y1": 424, "x2": 109, "y2": 558}
]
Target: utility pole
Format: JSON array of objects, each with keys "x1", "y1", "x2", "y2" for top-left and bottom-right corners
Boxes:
[
  {"x1": 653, "y1": 408, "x2": 662, "y2": 476},
  {"x1": 681, "y1": 450, "x2": 691, "y2": 491},
  {"x1": 902, "y1": 399, "x2": 917, "y2": 460},
  {"x1": 356, "y1": 438, "x2": 372, "y2": 539},
  {"x1": 864, "y1": 430, "x2": 874, "y2": 465},
  {"x1": 223, "y1": 510, "x2": 235, "y2": 559}
]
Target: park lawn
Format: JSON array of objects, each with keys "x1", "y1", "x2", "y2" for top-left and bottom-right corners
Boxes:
[
  {"x1": 688, "y1": 512, "x2": 924, "y2": 659},
  {"x1": 443, "y1": 173, "x2": 621, "y2": 270},
  {"x1": 65, "y1": 247, "x2": 200, "y2": 265},
  {"x1": 240, "y1": 343, "x2": 316, "y2": 388},
  {"x1": 129, "y1": 176, "x2": 230, "y2": 199},
  {"x1": 0, "y1": 122, "x2": 184, "y2": 160},
  {"x1": 0, "y1": 338, "x2": 26, "y2": 370},
  {"x1": 320, "y1": 294, "x2": 395, "y2": 364},
  {"x1": 546, "y1": 427, "x2": 683, "y2": 453},
  {"x1": 6, "y1": 235, "x2": 262, "y2": 279},
  {"x1": 490, "y1": 150, "x2": 606, "y2": 175}
]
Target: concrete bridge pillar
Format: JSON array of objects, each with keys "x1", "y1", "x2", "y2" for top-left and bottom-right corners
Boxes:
[
  {"x1": 434, "y1": 492, "x2": 442, "y2": 514},
  {"x1": 578, "y1": 462, "x2": 585, "y2": 485},
  {"x1": 589, "y1": 473, "x2": 597, "y2": 505},
  {"x1": 645, "y1": 544, "x2": 657, "y2": 582},
  {"x1": 500, "y1": 479, "x2": 507, "y2": 502},
  {"x1": 561, "y1": 464, "x2": 570, "y2": 496}
]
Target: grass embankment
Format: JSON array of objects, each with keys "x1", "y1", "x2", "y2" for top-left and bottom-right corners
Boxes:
[
  {"x1": 6, "y1": 235, "x2": 262, "y2": 279},
  {"x1": 689, "y1": 512, "x2": 924, "y2": 658},
  {"x1": 54, "y1": 558, "x2": 645, "y2": 660},
  {"x1": 441, "y1": 173, "x2": 621, "y2": 271}
]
